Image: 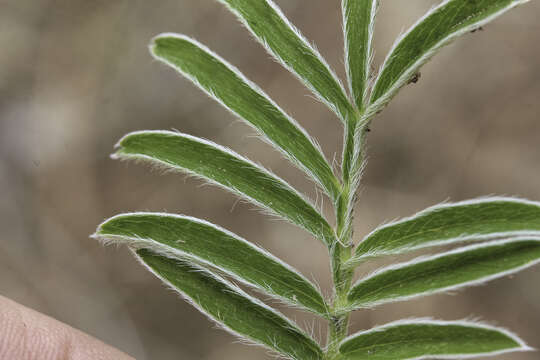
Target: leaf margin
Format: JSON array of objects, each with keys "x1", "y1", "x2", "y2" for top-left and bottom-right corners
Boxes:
[
  {"x1": 134, "y1": 248, "x2": 325, "y2": 360},
  {"x1": 347, "y1": 237, "x2": 540, "y2": 309},
  {"x1": 338, "y1": 318, "x2": 532, "y2": 359},
  {"x1": 93, "y1": 211, "x2": 330, "y2": 316},
  {"x1": 349, "y1": 196, "x2": 540, "y2": 264},
  {"x1": 216, "y1": 0, "x2": 355, "y2": 122},
  {"x1": 149, "y1": 33, "x2": 342, "y2": 201},
  {"x1": 112, "y1": 129, "x2": 337, "y2": 245},
  {"x1": 342, "y1": 0, "x2": 379, "y2": 108},
  {"x1": 367, "y1": 0, "x2": 530, "y2": 116}
]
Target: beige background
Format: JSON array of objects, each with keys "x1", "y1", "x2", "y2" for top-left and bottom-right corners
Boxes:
[{"x1": 1, "y1": 0, "x2": 539, "y2": 359}]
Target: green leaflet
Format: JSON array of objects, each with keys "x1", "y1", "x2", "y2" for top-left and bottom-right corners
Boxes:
[
  {"x1": 217, "y1": 0, "x2": 354, "y2": 122},
  {"x1": 348, "y1": 238, "x2": 540, "y2": 309},
  {"x1": 339, "y1": 320, "x2": 529, "y2": 360},
  {"x1": 95, "y1": 213, "x2": 329, "y2": 316},
  {"x1": 114, "y1": 131, "x2": 336, "y2": 245},
  {"x1": 352, "y1": 197, "x2": 540, "y2": 261},
  {"x1": 137, "y1": 249, "x2": 324, "y2": 360},
  {"x1": 150, "y1": 34, "x2": 341, "y2": 201},
  {"x1": 343, "y1": 0, "x2": 377, "y2": 108},
  {"x1": 89, "y1": 0, "x2": 540, "y2": 358},
  {"x1": 369, "y1": 0, "x2": 528, "y2": 111}
]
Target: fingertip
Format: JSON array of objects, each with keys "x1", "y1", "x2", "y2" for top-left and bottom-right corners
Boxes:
[{"x1": 0, "y1": 295, "x2": 135, "y2": 360}]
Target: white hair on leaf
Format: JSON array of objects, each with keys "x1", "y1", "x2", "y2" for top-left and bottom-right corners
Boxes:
[
  {"x1": 351, "y1": 195, "x2": 540, "y2": 261},
  {"x1": 217, "y1": 0, "x2": 350, "y2": 122},
  {"x1": 131, "y1": 249, "x2": 319, "y2": 360},
  {"x1": 93, "y1": 211, "x2": 329, "y2": 316},
  {"x1": 149, "y1": 34, "x2": 336, "y2": 199},
  {"x1": 111, "y1": 130, "x2": 334, "y2": 244},
  {"x1": 367, "y1": 0, "x2": 529, "y2": 117},
  {"x1": 340, "y1": 318, "x2": 532, "y2": 359},
  {"x1": 347, "y1": 237, "x2": 540, "y2": 309}
]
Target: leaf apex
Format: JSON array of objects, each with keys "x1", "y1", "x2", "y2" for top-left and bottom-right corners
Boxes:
[
  {"x1": 90, "y1": 226, "x2": 118, "y2": 247},
  {"x1": 93, "y1": 213, "x2": 134, "y2": 237},
  {"x1": 150, "y1": 32, "x2": 185, "y2": 45},
  {"x1": 149, "y1": 33, "x2": 194, "y2": 62},
  {"x1": 89, "y1": 232, "x2": 100, "y2": 241},
  {"x1": 111, "y1": 130, "x2": 175, "y2": 160}
]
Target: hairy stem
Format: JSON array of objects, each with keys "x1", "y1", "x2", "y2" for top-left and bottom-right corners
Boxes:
[
  {"x1": 327, "y1": 241, "x2": 354, "y2": 359},
  {"x1": 326, "y1": 109, "x2": 367, "y2": 359}
]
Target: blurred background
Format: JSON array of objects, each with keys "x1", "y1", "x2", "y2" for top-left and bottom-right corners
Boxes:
[{"x1": 1, "y1": 0, "x2": 539, "y2": 359}]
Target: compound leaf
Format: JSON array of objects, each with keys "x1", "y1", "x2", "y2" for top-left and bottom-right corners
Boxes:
[
  {"x1": 217, "y1": 0, "x2": 354, "y2": 122},
  {"x1": 352, "y1": 197, "x2": 540, "y2": 261},
  {"x1": 348, "y1": 238, "x2": 540, "y2": 309},
  {"x1": 151, "y1": 34, "x2": 341, "y2": 201},
  {"x1": 369, "y1": 0, "x2": 528, "y2": 111},
  {"x1": 137, "y1": 249, "x2": 324, "y2": 360},
  {"x1": 339, "y1": 319, "x2": 529, "y2": 360},
  {"x1": 114, "y1": 130, "x2": 336, "y2": 245},
  {"x1": 95, "y1": 212, "x2": 329, "y2": 316},
  {"x1": 343, "y1": 0, "x2": 378, "y2": 108}
]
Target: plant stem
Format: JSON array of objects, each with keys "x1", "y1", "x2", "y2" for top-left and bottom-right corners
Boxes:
[
  {"x1": 327, "y1": 241, "x2": 354, "y2": 359},
  {"x1": 326, "y1": 109, "x2": 367, "y2": 359}
]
